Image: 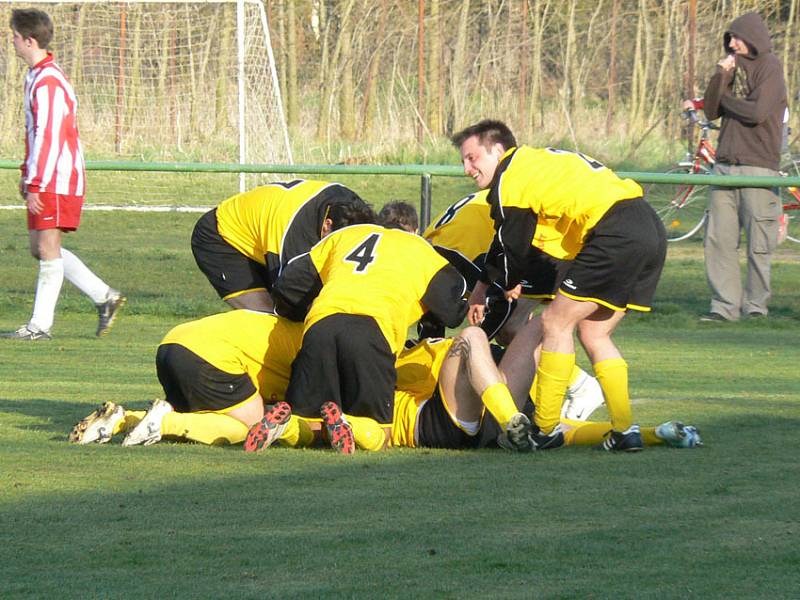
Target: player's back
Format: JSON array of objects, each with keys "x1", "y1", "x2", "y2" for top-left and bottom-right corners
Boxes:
[
  {"x1": 215, "y1": 179, "x2": 352, "y2": 267},
  {"x1": 424, "y1": 190, "x2": 494, "y2": 262},
  {"x1": 496, "y1": 146, "x2": 642, "y2": 258},
  {"x1": 160, "y1": 310, "x2": 303, "y2": 398},
  {"x1": 283, "y1": 224, "x2": 466, "y2": 354}
]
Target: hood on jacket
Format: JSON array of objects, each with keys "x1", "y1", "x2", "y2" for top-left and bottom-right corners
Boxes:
[{"x1": 724, "y1": 12, "x2": 772, "y2": 57}]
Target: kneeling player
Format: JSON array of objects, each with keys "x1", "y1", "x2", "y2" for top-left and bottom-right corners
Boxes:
[
  {"x1": 69, "y1": 310, "x2": 308, "y2": 447},
  {"x1": 252, "y1": 221, "x2": 469, "y2": 454}
]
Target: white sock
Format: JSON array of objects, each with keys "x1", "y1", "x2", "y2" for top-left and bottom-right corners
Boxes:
[
  {"x1": 30, "y1": 258, "x2": 64, "y2": 332},
  {"x1": 62, "y1": 248, "x2": 109, "y2": 304}
]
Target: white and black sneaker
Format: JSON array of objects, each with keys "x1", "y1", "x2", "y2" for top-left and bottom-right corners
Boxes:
[
  {"x1": 96, "y1": 289, "x2": 126, "y2": 337},
  {"x1": 2, "y1": 324, "x2": 52, "y2": 341},
  {"x1": 122, "y1": 399, "x2": 173, "y2": 446}
]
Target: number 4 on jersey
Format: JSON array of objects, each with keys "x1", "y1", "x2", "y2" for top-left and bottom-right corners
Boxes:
[{"x1": 344, "y1": 233, "x2": 381, "y2": 273}]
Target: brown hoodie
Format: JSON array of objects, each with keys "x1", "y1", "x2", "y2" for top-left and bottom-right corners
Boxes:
[{"x1": 703, "y1": 12, "x2": 787, "y2": 170}]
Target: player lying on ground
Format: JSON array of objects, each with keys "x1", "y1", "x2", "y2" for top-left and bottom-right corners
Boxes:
[
  {"x1": 69, "y1": 313, "x2": 699, "y2": 451},
  {"x1": 382, "y1": 199, "x2": 605, "y2": 422},
  {"x1": 247, "y1": 320, "x2": 701, "y2": 453},
  {"x1": 191, "y1": 179, "x2": 373, "y2": 312},
  {"x1": 454, "y1": 119, "x2": 667, "y2": 452}
]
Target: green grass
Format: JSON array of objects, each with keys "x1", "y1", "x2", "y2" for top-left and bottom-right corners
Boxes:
[{"x1": 1, "y1": 210, "x2": 800, "y2": 598}]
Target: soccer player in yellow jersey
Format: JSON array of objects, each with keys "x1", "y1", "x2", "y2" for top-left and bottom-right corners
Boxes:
[
  {"x1": 391, "y1": 324, "x2": 702, "y2": 451},
  {"x1": 423, "y1": 189, "x2": 605, "y2": 422},
  {"x1": 69, "y1": 310, "x2": 306, "y2": 447},
  {"x1": 453, "y1": 119, "x2": 667, "y2": 452},
  {"x1": 266, "y1": 221, "x2": 471, "y2": 454},
  {"x1": 191, "y1": 179, "x2": 373, "y2": 312}
]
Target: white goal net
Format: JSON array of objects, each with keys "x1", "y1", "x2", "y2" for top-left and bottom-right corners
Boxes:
[{"x1": 0, "y1": 0, "x2": 292, "y2": 208}]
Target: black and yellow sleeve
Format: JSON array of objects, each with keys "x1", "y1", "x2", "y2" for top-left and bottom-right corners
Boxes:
[
  {"x1": 271, "y1": 254, "x2": 323, "y2": 322},
  {"x1": 421, "y1": 264, "x2": 468, "y2": 328}
]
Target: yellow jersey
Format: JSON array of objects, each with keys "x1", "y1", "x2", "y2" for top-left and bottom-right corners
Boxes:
[
  {"x1": 159, "y1": 310, "x2": 303, "y2": 401},
  {"x1": 391, "y1": 337, "x2": 454, "y2": 448},
  {"x1": 423, "y1": 190, "x2": 494, "y2": 289},
  {"x1": 485, "y1": 146, "x2": 642, "y2": 286},
  {"x1": 215, "y1": 179, "x2": 365, "y2": 288},
  {"x1": 273, "y1": 224, "x2": 467, "y2": 355}
]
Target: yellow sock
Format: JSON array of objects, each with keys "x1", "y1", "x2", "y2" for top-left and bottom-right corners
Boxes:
[
  {"x1": 347, "y1": 415, "x2": 387, "y2": 451},
  {"x1": 115, "y1": 410, "x2": 146, "y2": 435},
  {"x1": 593, "y1": 358, "x2": 632, "y2": 432},
  {"x1": 277, "y1": 416, "x2": 315, "y2": 448},
  {"x1": 480, "y1": 382, "x2": 518, "y2": 429},
  {"x1": 641, "y1": 426, "x2": 663, "y2": 446},
  {"x1": 535, "y1": 351, "x2": 575, "y2": 433},
  {"x1": 561, "y1": 418, "x2": 612, "y2": 446},
  {"x1": 161, "y1": 411, "x2": 250, "y2": 445}
]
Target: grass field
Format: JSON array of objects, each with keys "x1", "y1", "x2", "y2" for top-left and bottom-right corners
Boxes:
[{"x1": 1, "y1": 208, "x2": 800, "y2": 598}]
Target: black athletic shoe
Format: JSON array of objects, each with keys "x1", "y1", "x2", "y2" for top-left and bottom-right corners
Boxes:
[
  {"x1": 531, "y1": 424, "x2": 565, "y2": 450},
  {"x1": 597, "y1": 425, "x2": 644, "y2": 452}
]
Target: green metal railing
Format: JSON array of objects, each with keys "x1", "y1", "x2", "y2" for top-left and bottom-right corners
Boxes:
[{"x1": 3, "y1": 159, "x2": 800, "y2": 231}]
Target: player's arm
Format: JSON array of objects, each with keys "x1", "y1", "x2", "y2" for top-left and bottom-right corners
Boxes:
[
  {"x1": 484, "y1": 198, "x2": 538, "y2": 291},
  {"x1": 420, "y1": 264, "x2": 468, "y2": 328},
  {"x1": 271, "y1": 253, "x2": 323, "y2": 321},
  {"x1": 26, "y1": 79, "x2": 62, "y2": 192}
]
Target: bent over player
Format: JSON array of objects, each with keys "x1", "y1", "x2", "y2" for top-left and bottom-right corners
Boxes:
[
  {"x1": 259, "y1": 222, "x2": 469, "y2": 453},
  {"x1": 4, "y1": 9, "x2": 124, "y2": 341},
  {"x1": 69, "y1": 310, "x2": 306, "y2": 447},
  {"x1": 191, "y1": 179, "x2": 373, "y2": 312},
  {"x1": 454, "y1": 119, "x2": 666, "y2": 452}
]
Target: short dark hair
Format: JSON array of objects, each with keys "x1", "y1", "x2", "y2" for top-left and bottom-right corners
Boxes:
[
  {"x1": 451, "y1": 119, "x2": 517, "y2": 151},
  {"x1": 328, "y1": 194, "x2": 375, "y2": 230},
  {"x1": 10, "y1": 9, "x2": 53, "y2": 50},
  {"x1": 377, "y1": 201, "x2": 418, "y2": 233}
]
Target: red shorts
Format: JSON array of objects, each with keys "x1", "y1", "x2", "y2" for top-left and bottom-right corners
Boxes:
[{"x1": 27, "y1": 192, "x2": 83, "y2": 231}]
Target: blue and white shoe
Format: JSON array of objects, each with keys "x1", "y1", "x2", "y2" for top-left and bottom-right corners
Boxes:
[{"x1": 655, "y1": 421, "x2": 703, "y2": 448}]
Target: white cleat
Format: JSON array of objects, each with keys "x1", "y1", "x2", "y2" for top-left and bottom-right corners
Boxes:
[
  {"x1": 122, "y1": 399, "x2": 173, "y2": 446},
  {"x1": 562, "y1": 370, "x2": 605, "y2": 421},
  {"x1": 69, "y1": 402, "x2": 125, "y2": 444},
  {"x1": 655, "y1": 421, "x2": 703, "y2": 448}
]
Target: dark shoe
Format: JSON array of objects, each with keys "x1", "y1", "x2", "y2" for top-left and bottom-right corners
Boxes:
[
  {"x1": 747, "y1": 312, "x2": 766, "y2": 319},
  {"x1": 597, "y1": 425, "x2": 644, "y2": 452},
  {"x1": 320, "y1": 402, "x2": 355, "y2": 455},
  {"x1": 699, "y1": 312, "x2": 729, "y2": 323},
  {"x1": 530, "y1": 423, "x2": 565, "y2": 451},
  {"x1": 497, "y1": 413, "x2": 535, "y2": 452},
  {"x1": 243, "y1": 402, "x2": 292, "y2": 453},
  {"x1": 96, "y1": 289, "x2": 126, "y2": 337}
]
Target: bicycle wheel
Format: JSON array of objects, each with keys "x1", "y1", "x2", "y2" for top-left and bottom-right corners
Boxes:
[
  {"x1": 779, "y1": 155, "x2": 800, "y2": 243},
  {"x1": 645, "y1": 165, "x2": 710, "y2": 242}
]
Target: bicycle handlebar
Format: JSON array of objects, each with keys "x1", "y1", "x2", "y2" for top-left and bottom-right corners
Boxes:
[{"x1": 683, "y1": 107, "x2": 719, "y2": 131}]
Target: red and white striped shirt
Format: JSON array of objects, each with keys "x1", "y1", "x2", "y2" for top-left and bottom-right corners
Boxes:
[{"x1": 22, "y1": 53, "x2": 85, "y2": 197}]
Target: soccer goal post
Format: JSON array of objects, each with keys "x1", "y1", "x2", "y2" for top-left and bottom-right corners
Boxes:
[{"x1": 0, "y1": 0, "x2": 292, "y2": 207}]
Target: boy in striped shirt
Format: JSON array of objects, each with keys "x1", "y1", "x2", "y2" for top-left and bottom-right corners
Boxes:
[{"x1": 4, "y1": 9, "x2": 124, "y2": 341}]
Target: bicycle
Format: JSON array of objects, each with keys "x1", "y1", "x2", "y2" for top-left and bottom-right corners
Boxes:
[{"x1": 645, "y1": 107, "x2": 800, "y2": 243}]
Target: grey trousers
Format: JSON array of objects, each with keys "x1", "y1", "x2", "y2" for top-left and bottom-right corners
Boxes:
[{"x1": 705, "y1": 163, "x2": 781, "y2": 319}]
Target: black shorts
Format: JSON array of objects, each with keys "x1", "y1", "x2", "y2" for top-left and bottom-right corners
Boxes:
[
  {"x1": 416, "y1": 388, "x2": 481, "y2": 450},
  {"x1": 155, "y1": 343, "x2": 257, "y2": 412},
  {"x1": 559, "y1": 198, "x2": 667, "y2": 311},
  {"x1": 518, "y1": 248, "x2": 568, "y2": 298},
  {"x1": 191, "y1": 209, "x2": 272, "y2": 300},
  {"x1": 286, "y1": 314, "x2": 396, "y2": 425}
]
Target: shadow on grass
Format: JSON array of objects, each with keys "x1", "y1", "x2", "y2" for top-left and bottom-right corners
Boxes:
[{"x1": 1, "y1": 413, "x2": 799, "y2": 598}]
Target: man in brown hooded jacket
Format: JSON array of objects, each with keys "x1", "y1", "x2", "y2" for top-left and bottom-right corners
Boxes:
[{"x1": 693, "y1": 12, "x2": 787, "y2": 321}]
